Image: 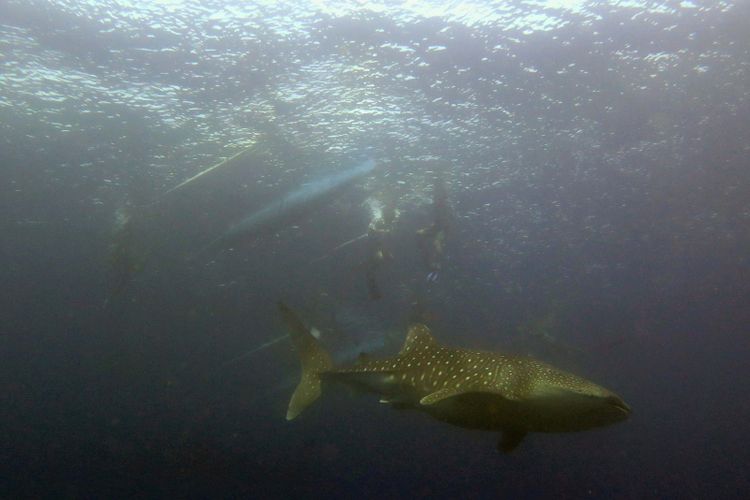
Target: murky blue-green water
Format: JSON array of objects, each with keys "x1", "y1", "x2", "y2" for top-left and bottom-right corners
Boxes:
[{"x1": 2, "y1": 1, "x2": 748, "y2": 497}]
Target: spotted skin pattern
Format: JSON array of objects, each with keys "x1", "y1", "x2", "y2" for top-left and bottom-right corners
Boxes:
[{"x1": 281, "y1": 304, "x2": 630, "y2": 452}]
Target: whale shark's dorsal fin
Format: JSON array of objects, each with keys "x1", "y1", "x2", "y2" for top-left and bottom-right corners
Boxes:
[{"x1": 399, "y1": 324, "x2": 437, "y2": 355}]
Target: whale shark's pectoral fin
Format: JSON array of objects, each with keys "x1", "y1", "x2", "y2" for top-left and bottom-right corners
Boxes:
[
  {"x1": 419, "y1": 386, "x2": 521, "y2": 406},
  {"x1": 498, "y1": 428, "x2": 527, "y2": 453},
  {"x1": 420, "y1": 388, "x2": 461, "y2": 405}
]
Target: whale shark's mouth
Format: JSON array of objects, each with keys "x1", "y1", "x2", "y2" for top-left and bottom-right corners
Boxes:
[{"x1": 607, "y1": 395, "x2": 631, "y2": 416}]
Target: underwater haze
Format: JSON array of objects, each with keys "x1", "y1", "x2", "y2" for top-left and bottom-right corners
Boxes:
[{"x1": 2, "y1": 0, "x2": 749, "y2": 498}]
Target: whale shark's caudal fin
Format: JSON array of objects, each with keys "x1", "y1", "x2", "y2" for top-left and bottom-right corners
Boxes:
[{"x1": 279, "y1": 302, "x2": 333, "y2": 420}]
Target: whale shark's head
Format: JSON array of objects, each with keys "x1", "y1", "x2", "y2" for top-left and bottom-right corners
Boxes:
[
  {"x1": 523, "y1": 364, "x2": 631, "y2": 432},
  {"x1": 555, "y1": 387, "x2": 631, "y2": 429}
]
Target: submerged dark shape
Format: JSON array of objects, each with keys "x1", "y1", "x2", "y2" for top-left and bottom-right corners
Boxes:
[
  {"x1": 417, "y1": 172, "x2": 452, "y2": 282},
  {"x1": 362, "y1": 197, "x2": 398, "y2": 300},
  {"x1": 105, "y1": 209, "x2": 147, "y2": 305},
  {"x1": 223, "y1": 295, "x2": 400, "y2": 369},
  {"x1": 280, "y1": 302, "x2": 630, "y2": 452},
  {"x1": 197, "y1": 158, "x2": 376, "y2": 257}
]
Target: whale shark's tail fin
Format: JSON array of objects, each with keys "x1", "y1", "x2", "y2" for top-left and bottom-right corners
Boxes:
[{"x1": 279, "y1": 302, "x2": 333, "y2": 420}]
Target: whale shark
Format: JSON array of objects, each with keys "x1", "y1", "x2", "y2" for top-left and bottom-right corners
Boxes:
[
  {"x1": 280, "y1": 302, "x2": 630, "y2": 452},
  {"x1": 197, "y1": 158, "x2": 376, "y2": 257}
]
